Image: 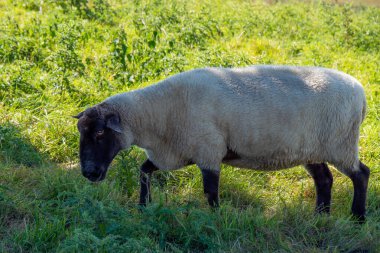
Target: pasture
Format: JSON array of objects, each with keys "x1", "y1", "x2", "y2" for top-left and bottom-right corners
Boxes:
[{"x1": 0, "y1": 0, "x2": 379, "y2": 252}]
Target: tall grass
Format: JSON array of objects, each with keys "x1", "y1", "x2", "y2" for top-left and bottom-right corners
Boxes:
[{"x1": 0, "y1": 0, "x2": 379, "y2": 252}]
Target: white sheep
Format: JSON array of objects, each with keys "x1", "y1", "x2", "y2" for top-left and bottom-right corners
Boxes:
[{"x1": 74, "y1": 65, "x2": 370, "y2": 221}]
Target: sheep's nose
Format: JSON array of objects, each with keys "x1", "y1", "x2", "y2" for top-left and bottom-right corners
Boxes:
[{"x1": 82, "y1": 169, "x2": 101, "y2": 181}]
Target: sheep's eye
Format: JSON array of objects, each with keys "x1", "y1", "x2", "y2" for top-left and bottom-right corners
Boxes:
[{"x1": 96, "y1": 130, "x2": 104, "y2": 137}]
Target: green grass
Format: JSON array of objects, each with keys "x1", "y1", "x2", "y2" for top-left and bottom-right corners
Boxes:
[{"x1": 0, "y1": 0, "x2": 379, "y2": 252}]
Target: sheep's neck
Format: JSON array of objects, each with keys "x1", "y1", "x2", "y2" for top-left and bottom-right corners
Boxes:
[{"x1": 125, "y1": 87, "x2": 182, "y2": 151}]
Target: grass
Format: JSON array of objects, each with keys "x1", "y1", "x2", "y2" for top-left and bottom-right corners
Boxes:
[{"x1": 0, "y1": 0, "x2": 379, "y2": 252}]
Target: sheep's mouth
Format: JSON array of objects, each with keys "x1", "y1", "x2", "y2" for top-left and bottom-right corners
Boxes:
[
  {"x1": 82, "y1": 166, "x2": 108, "y2": 182},
  {"x1": 87, "y1": 172, "x2": 106, "y2": 182}
]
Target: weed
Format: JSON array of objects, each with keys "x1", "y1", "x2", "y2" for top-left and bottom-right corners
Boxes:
[{"x1": 0, "y1": 0, "x2": 379, "y2": 252}]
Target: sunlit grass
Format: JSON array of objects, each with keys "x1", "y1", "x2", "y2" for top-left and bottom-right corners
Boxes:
[{"x1": 0, "y1": 0, "x2": 379, "y2": 251}]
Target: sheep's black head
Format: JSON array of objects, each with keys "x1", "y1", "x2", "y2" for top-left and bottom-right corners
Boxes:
[{"x1": 74, "y1": 105, "x2": 125, "y2": 182}]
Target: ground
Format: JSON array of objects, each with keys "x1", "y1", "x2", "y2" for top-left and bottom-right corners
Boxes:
[{"x1": 0, "y1": 0, "x2": 379, "y2": 252}]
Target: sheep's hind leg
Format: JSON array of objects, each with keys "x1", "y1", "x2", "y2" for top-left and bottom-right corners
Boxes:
[
  {"x1": 305, "y1": 163, "x2": 333, "y2": 214},
  {"x1": 200, "y1": 168, "x2": 220, "y2": 207},
  {"x1": 139, "y1": 160, "x2": 158, "y2": 206},
  {"x1": 343, "y1": 161, "x2": 370, "y2": 222}
]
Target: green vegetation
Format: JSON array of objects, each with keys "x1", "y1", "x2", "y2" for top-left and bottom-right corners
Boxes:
[{"x1": 0, "y1": 0, "x2": 379, "y2": 251}]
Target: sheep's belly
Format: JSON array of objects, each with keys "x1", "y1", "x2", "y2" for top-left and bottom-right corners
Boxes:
[{"x1": 222, "y1": 157, "x2": 311, "y2": 171}]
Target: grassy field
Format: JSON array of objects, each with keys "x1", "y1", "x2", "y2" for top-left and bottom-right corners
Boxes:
[
  {"x1": 1, "y1": 0, "x2": 379, "y2": 252},
  {"x1": 335, "y1": 0, "x2": 380, "y2": 7}
]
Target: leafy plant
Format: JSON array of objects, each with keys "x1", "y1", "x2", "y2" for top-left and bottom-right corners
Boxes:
[{"x1": 0, "y1": 0, "x2": 379, "y2": 252}]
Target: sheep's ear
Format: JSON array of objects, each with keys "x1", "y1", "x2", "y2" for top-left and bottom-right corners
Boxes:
[
  {"x1": 72, "y1": 111, "x2": 84, "y2": 119},
  {"x1": 106, "y1": 114, "x2": 123, "y2": 133}
]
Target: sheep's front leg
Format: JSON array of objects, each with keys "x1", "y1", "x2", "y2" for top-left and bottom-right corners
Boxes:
[
  {"x1": 201, "y1": 169, "x2": 220, "y2": 207},
  {"x1": 139, "y1": 160, "x2": 158, "y2": 206}
]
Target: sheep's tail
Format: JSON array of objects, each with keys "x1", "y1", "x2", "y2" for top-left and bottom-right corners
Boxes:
[{"x1": 361, "y1": 96, "x2": 367, "y2": 124}]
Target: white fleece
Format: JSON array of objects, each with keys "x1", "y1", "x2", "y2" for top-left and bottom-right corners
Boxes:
[{"x1": 102, "y1": 65, "x2": 367, "y2": 174}]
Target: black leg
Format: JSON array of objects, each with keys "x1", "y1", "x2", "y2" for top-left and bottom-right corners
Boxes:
[
  {"x1": 201, "y1": 169, "x2": 220, "y2": 207},
  {"x1": 139, "y1": 160, "x2": 158, "y2": 206},
  {"x1": 305, "y1": 163, "x2": 333, "y2": 213},
  {"x1": 348, "y1": 161, "x2": 370, "y2": 222}
]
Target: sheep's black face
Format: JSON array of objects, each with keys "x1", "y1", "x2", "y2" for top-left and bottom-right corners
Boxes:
[{"x1": 75, "y1": 107, "x2": 124, "y2": 182}]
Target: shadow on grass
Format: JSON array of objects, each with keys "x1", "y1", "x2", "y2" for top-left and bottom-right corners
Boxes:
[
  {"x1": 0, "y1": 123, "x2": 45, "y2": 167},
  {"x1": 1, "y1": 161, "x2": 378, "y2": 252},
  {"x1": 220, "y1": 173, "x2": 267, "y2": 210}
]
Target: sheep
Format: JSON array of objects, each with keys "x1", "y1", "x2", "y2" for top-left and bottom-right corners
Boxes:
[{"x1": 74, "y1": 65, "x2": 370, "y2": 221}]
